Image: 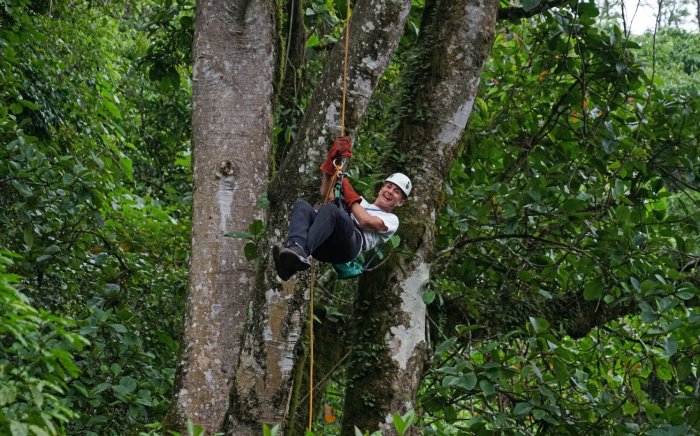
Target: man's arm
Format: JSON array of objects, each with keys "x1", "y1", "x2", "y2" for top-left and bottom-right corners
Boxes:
[{"x1": 350, "y1": 202, "x2": 388, "y2": 232}]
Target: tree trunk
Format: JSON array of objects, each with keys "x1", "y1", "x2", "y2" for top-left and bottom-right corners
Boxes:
[
  {"x1": 342, "y1": 0, "x2": 500, "y2": 433},
  {"x1": 165, "y1": 0, "x2": 276, "y2": 433},
  {"x1": 227, "y1": 0, "x2": 412, "y2": 433}
]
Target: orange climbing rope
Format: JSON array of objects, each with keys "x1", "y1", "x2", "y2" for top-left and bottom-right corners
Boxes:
[{"x1": 309, "y1": 0, "x2": 352, "y2": 429}]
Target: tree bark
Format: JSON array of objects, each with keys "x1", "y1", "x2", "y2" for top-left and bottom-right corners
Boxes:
[
  {"x1": 165, "y1": 0, "x2": 276, "y2": 433},
  {"x1": 342, "y1": 0, "x2": 500, "y2": 432},
  {"x1": 227, "y1": 0, "x2": 413, "y2": 433}
]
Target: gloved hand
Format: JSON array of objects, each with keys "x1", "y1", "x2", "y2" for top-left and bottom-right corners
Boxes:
[
  {"x1": 342, "y1": 177, "x2": 362, "y2": 207},
  {"x1": 320, "y1": 136, "x2": 352, "y2": 175}
]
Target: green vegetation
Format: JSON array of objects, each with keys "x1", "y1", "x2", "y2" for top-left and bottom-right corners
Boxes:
[
  {"x1": 1, "y1": 0, "x2": 190, "y2": 433},
  {"x1": 1, "y1": 0, "x2": 697, "y2": 434}
]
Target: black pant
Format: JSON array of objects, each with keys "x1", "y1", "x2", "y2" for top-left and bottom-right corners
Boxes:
[{"x1": 287, "y1": 200, "x2": 362, "y2": 264}]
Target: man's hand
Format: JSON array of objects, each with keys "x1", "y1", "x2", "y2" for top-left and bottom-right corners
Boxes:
[
  {"x1": 320, "y1": 136, "x2": 352, "y2": 175},
  {"x1": 330, "y1": 136, "x2": 352, "y2": 159}
]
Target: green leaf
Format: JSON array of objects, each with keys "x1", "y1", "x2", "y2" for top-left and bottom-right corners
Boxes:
[
  {"x1": 0, "y1": 386, "x2": 17, "y2": 406},
  {"x1": 422, "y1": 291, "x2": 436, "y2": 304},
  {"x1": 249, "y1": 219, "x2": 265, "y2": 237},
  {"x1": 110, "y1": 323, "x2": 127, "y2": 333},
  {"x1": 392, "y1": 409, "x2": 415, "y2": 435},
  {"x1": 12, "y1": 179, "x2": 33, "y2": 197},
  {"x1": 457, "y1": 373, "x2": 478, "y2": 390},
  {"x1": 522, "y1": 0, "x2": 541, "y2": 12},
  {"x1": 306, "y1": 32, "x2": 320, "y2": 48},
  {"x1": 529, "y1": 317, "x2": 549, "y2": 333},
  {"x1": 479, "y1": 379, "x2": 496, "y2": 397},
  {"x1": 23, "y1": 228, "x2": 34, "y2": 248},
  {"x1": 256, "y1": 192, "x2": 270, "y2": 209},
  {"x1": 663, "y1": 338, "x2": 678, "y2": 358},
  {"x1": 435, "y1": 337, "x2": 457, "y2": 355},
  {"x1": 244, "y1": 242, "x2": 258, "y2": 261},
  {"x1": 30, "y1": 384, "x2": 43, "y2": 407},
  {"x1": 120, "y1": 156, "x2": 133, "y2": 181},
  {"x1": 578, "y1": 2, "x2": 599, "y2": 18},
  {"x1": 62, "y1": 172, "x2": 76, "y2": 186},
  {"x1": 224, "y1": 231, "x2": 254, "y2": 240},
  {"x1": 622, "y1": 401, "x2": 638, "y2": 415},
  {"x1": 614, "y1": 179, "x2": 625, "y2": 198},
  {"x1": 102, "y1": 99, "x2": 122, "y2": 120},
  {"x1": 676, "y1": 282, "x2": 697, "y2": 300},
  {"x1": 119, "y1": 376, "x2": 138, "y2": 394},
  {"x1": 10, "y1": 421, "x2": 28, "y2": 436},
  {"x1": 187, "y1": 420, "x2": 205, "y2": 436},
  {"x1": 513, "y1": 402, "x2": 532, "y2": 415},
  {"x1": 28, "y1": 425, "x2": 50, "y2": 436}
]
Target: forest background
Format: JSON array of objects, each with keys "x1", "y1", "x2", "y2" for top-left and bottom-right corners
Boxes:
[{"x1": 1, "y1": 0, "x2": 698, "y2": 434}]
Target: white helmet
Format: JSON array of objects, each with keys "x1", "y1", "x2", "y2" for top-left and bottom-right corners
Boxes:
[{"x1": 385, "y1": 173, "x2": 412, "y2": 198}]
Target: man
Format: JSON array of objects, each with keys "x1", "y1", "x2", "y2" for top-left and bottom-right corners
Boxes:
[{"x1": 273, "y1": 137, "x2": 412, "y2": 281}]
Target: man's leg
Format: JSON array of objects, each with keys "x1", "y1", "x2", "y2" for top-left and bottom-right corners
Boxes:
[
  {"x1": 274, "y1": 200, "x2": 315, "y2": 281},
  {"x1": 308, "y1": 203, "x2": 362, "y2": 264},
  {"x1": 286, "y1": 200, "x2": 316, "y2": 251}
]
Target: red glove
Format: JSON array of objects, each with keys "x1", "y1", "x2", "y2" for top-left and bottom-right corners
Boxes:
[
  {"x1": 320, "y1": 136, "x2": 353, "y2": 175},
  {"x1": 342, "y1": 177, "x2": 362, "y2": 207}
]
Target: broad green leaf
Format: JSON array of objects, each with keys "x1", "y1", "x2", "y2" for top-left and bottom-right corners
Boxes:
[
  {"x1": 522, "y1": 0, "x2": 541, "y2": 14},
  {"x1": 457, "y1": 373, "x2": 478, "y2": 390},
  {"x1": 249, "y1": 219, "x2": 265, "y2": 237},
  {"x1": 513, "y1": 402, "x2": 532, "y2": 415},
  {"x1": 529, "y1": 317, "x2": 549, "y2": 333},
  {"x1": 10, "y1": 421, "x2": 28, "y2": 436},
  {"x1": 676, "y1": 282, "x2": 697, "y2": 300},
  {"x1": 12, "y1": 179, "x2": 33, "y2": 197},
  {"x1": 435, "y1": 337, "x2": 457, "y2": 355},
  {"x1": 622, "y1": 401, "x2": 638, "y2": 415},
  {"x1": 110, "y1": 323, "x2": 127, "y2": 333},
  {"x1": 244, "y1": 242, "x2": 259, "y2": 261},
  {"x1": 479, "y1": 379, "x2": 496, "y2": 396},
  {"x1": 663, "y1": 338, "x2": 678, "y2": 358},
  {"x1": 102, "y1": 99, "x2": 122, "y2": 119},
  {"x1": 187, "y1": 420, "x2": 205, "y2": 436}
]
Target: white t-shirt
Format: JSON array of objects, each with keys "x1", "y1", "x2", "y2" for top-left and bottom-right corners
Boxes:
[{"x1": 352, "y1": 198, "x2": 399, "y2": 251}]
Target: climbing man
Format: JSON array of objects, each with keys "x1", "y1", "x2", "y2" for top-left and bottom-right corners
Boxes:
[{"x1": 273, "y1": 137, "x2": 412, "y2": 281}]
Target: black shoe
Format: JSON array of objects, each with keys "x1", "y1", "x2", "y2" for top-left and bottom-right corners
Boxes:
[
  {"x1": 272, "y1": 244, "x2": 285, "y2": 279},
  {"x1": 273, "y1": 242, "x2": 310, "y2": 281}
]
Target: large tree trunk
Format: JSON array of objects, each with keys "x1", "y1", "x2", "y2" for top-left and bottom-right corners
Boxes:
[
  {"x1": 342, "y1": 0, "x2": 500, "y2": 432},
  {"x1": 165, "y1": 0, "x2": 276, "y2": 433},
  {"x1": 227, "y1": 0, "x2": 413, "y2": 433}
]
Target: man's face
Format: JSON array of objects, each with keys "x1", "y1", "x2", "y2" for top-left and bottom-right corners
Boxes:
[{"x1": 374, "y1": 182, "x2": 405, "y2": 211}]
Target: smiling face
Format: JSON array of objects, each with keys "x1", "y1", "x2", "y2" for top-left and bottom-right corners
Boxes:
[{"x1": 373, "y1": 181, "x2": 406, "y2": 212}]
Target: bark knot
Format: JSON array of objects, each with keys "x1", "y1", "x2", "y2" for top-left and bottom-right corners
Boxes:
[{"x1": 217, "y1": 160, "x2": 238, "y2": 178}]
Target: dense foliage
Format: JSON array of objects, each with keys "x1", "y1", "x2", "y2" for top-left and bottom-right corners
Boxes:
[
  {"x1": 1, "y1": 0, "x2": 191, "y2": 434},
  {"x1": 423, "y1": 7, "x2": 700, "y2": 436},
  {"x1": 0, "y1": 0, "x2": 697, "y2": 434}
]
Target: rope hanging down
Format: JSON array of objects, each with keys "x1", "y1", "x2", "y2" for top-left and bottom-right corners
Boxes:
[{"x1": 309, "y1": 0, "x2": 352, "y2": 430}]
